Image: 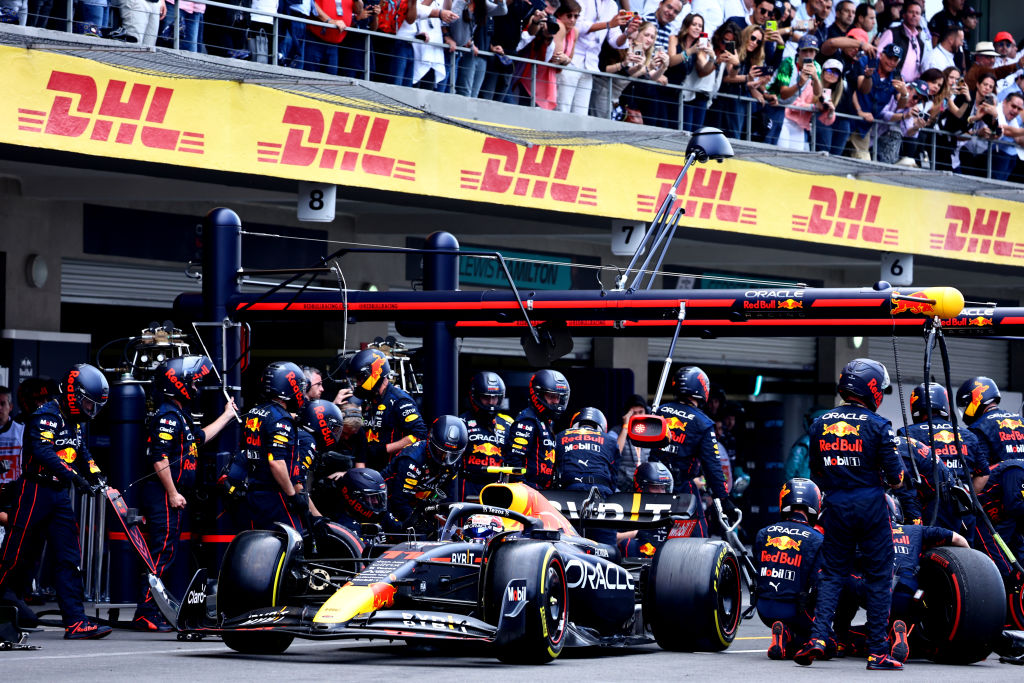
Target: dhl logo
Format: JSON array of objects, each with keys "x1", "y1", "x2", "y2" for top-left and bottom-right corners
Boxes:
[
  {"x1": 472, "y1": 443, "x2": 502, "y2": 456},
  {"x1": 362, "y1": 355, "x2": 387, "y2": 391},
  {"x1": 930, "y1": 206, "x2": 1024, "y2": 260},
  {"x1": 256, "y1": 106, "x2": 415, "y2": 180},
  {"x1": 460, "y1": 138, "x2": 596, "y2": 206},
  {"x1": 891, "y1": 290, "x2": 935, "y2": 316},
  {"x1": 637, "y1": 164, "x2": 756, "y2": 225},
  {"x1": 822, "y1": 421, "x2": 860, "y2": 437},
  {"x1": 792, "y1": 186, "x2": 898, "y2": 247},
  {"x1": 998, "y1": 418, "x2": 1024, "y2": 430},
  {"x1": 778, "y1": 299, "x2": 802, "y2": 310},
  {"x1": 57, "y1": 447, "x2": 77, "y2": 464},
  {"x1": 765, "y1": 535, "x2": 801, "y2": 551},
  {"x1": 18, "y1": 71, "x2": 203, "y2": 153},
  {"x1": 933, "y1": 430, "x2": 955, "y2": 444},
  {"x1": 245, "y1": 417, "x2": 262, "y2": 432}
]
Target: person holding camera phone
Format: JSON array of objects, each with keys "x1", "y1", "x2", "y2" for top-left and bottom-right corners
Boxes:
[
  {"x1": 848, "y1": 41, "x2": 908, "y2": 160},
  {"x1": 667, "y1": 12, "x2": 717, "y2": 131},
  {"x1": 762, "y1": 32, "x2": 820, "y2": 147},
  {"x1": 720, "y1": 23, "x2": 767, "y2": 139},
  {"x1": 611, "y1": 20, "x2": 671, "y2": 119},
  {"x1": 959, "y1": 76, "x2": 1024, "y2": 180},
  {"x1": 516, "y1": 0, "x2": 581, "y2": 109}
]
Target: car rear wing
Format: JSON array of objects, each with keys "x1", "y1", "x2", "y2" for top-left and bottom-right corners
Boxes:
[{"x1": 540, "y1": 490, "x2": 697, "y2": 529}]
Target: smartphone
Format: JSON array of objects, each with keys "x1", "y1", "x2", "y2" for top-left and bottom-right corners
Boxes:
[
  {"x1": 765, "y1": 19, "x2": 777, "y2": 32},
  {"x1": 892, "y1": 72, "x2": 903, "y2": 82},
  {"x1": 761, "y1": 64, "x2": 775, "y2": 77},
  {"x1": 699, "y1": 33, "x2": 709, "y2": 49},
  {"x1": 724, "y1": 39, "x2": 735, "y2": 52},
  {"x1": 632, "y1": 46, "x2": 644, "y2": 58},
  {"x1": 822, "y1": 87, "x2": 832, "y2": 100},
  {"x1": 802, "y1": 57, "x2": 813, "y2": 65}
]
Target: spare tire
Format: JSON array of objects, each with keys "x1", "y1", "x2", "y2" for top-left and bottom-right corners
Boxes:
[
  {"x1": 217, "y1": 530, "x2": 295, "y2": 655},
  {"x1": 915, "y1": 546, "x2": 1005, "y2": 664},
  {"x1": 644, "y1": 538, "x2": 741, "y2": 652}
]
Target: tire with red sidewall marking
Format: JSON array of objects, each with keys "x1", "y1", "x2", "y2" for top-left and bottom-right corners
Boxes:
[
  {"x1": 482, "y1": 539, "x2": 567, "y2": 664},
  {"x1": 644, "y1": 538, "x2": 741, "y2": 651},
  {"x1": 915, "y1": 546, "x2": 1005, "y2": 664}
]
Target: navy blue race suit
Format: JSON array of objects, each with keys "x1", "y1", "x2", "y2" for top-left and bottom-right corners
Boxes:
[
  {"x1": 242, "y1": 402, "x2": 304, "y2": 531},
  {"x1": 135, "y1": 401, "x2": 203, "y2": 622},
  {"x1": 808, "y1": 404, "x2": 906, "y2": 656},
  {"x1": 382, "y1": 441, "x2": 451, "y2": 531},
  {"x1": 0, "y1": 399, "x2": 103, "y2": 627},
  {"x1": 362, "y1": 384, "x2": 428, "y2": 471},
  {"x1": 891, "y1": 436, "x2": 975, "y2": 540},
  {"x1": 556, "y1": 425, "x2": 619, "y2": 546},
  {"x1": 648, "y1": 401, "x2": 728, "y2": 537},
  {"x1": 503, "y1": 406, "x2": 558, "y2": 490},
  {"x1": 453, "y1": 410, "x2": 512, "y2": 501},
  {"x1": 753, "y1": 518, "x2": 825, "y2": 645},
  {"x1": 969, "y1": 409, "x2": 1024, "y2": 467},
  {"x1": 899, "y1": 420, "x2": 986, "y2": 484},
  {"x1": 975, "y1": 459, "x2": 1024, "y2": 592}
]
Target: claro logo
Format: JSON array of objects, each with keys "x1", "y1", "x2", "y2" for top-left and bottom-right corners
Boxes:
[
  {"x1": 257, "y1": 106, "x2": 415, "y2": 181},
  {"x1": 460, "y1": 138, "x2": 597, "y2": 206},
  {"x1": 18, "y1": 71, "x2": 204, "y2": 153}
]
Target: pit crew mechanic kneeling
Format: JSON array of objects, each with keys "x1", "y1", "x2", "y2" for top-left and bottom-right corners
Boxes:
[
  {"x1": 383, "y1": 415, "x2": 467, "y2": 532},
  {"x1": 794, "y1": 358, "x2": 908, "y2": 671},
  {"x1": 556, "y1": 407, "x2": 619, "y2": 546},
  {"x1": 648, "y1": 366, "x2": 736, "y2": 538},
  {"x1": 975, "y1": 458, "x2": 1024, "y2": 626},
  {"x1": 755, "y1": 478, "x2": 825, "y2": 660}
]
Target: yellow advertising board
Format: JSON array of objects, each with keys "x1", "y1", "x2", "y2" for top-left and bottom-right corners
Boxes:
[{"x1": 4, "y1": 45, "x2": 1023, "y2": 267}]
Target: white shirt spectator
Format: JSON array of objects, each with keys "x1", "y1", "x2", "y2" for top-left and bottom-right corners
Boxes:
[
  {"x1": 574, "y1": 0, "x2": 628, "y2": 71},
  {"x1": 690, "y1": 0, "x2": 724, "y2": 36},
  {"x1": 922, "y1": 43, "x2": 955, "y2": 72},
  {"x1": 0, "y1": 419, "x2": 23, "y2": 484}
]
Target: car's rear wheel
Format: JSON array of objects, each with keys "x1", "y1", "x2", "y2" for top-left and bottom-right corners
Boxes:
[
  {"x1": 483, "y1": 540, "x2": 567, "y2": 664},
  {"x1": 644, "y1": 538, "x2": 741, "y2": 652},
  {"x1": 217, "y1": 530, "x2": 295, "y2": 655},
  {"x1": 914, "y1": 546, "x2": 1005, "y2": 664}
]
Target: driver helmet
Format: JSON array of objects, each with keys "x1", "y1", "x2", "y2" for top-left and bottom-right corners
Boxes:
[{"x1": 461, "y1": 514, "x2": 504, "y2": 543}]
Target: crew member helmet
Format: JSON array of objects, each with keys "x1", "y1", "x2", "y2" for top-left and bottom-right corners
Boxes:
[
  {"x1": 837, "y1": 358, "x2": 889, "y2": 411},
  {"x1": 300, "y1": 399, "x2": 345, "y2": 451},
  {"x1": 779, "y1": 477, "x2": 822, "y2": 524},
  {"x1": 468, "y1": 371, "x2": 505, "y2": 419},
  {"x1": 428, "y1": 415, "x2": 469, "y2": 468},
  {"x1": 955, "y1": 376, "x2": 1000, "y2": 424},
  {"x1": 339, "y1": 468, "x2": 388, "y2": 521},
  {"x1": 60, "y1": 364, "x2": 109, "y2": 422},
  {"x1": 348, "y1": 349, "x2": 391, "y2": 401},
  {"x1": 528, "y1": 369, "x2": 570, "y2": 420},
  {"x1": 154, "y1": 355, "x2": 215, "y2": 406},
  {"x1": 909, "y1": 382, "x2": 950, "y2": 422},
  {"x1": 570, "y1": 407, "x2": 607, "y2": 432},
  {"x1": 673, "y1": 366, "x2": 712, "y2": 407},
  {"x1": 634, "y1": 461, "x2": 674, "y2": 493},
  {"x1": 261, "y1": 361, "x2": 308, "y2": 412}
]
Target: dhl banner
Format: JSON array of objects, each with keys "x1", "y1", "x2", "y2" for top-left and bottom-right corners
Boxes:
[{"x1": 4, "y1": 46, "x2": 1024, "y2": 267}]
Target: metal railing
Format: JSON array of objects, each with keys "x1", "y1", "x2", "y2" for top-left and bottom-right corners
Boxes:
[{"x1": 6, "y1": 0, "x2": 1020, "y2": 181}]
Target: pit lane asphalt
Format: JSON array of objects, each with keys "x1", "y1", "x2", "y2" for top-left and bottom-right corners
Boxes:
[{"x1": 4, "y1": 613, "x2": 1019, "y2": 681}]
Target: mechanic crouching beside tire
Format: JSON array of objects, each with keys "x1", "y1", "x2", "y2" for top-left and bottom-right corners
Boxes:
[
  {"x1": 754, "y1": 477, "x2": 825, "y2": 660},
  {"x1": 793, "y1": 358, "x2": 908, "y2": 670}
]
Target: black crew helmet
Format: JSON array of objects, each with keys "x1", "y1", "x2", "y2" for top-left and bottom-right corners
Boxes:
[
  {"x1": 779, "y1": 477, "x2": 822, "y2": 524},
  {"x1": 837, "y1": 358, "x2": 889, "y2": 411},
  {"x1": 348, "y1": 349, "x2": 391, "y2": 401},
  {"x1": 154, "y1": 355, "x2": 215, "y2": 406},
  {"x1": 528, "y1": 369, "x2": 570, "y2": 420},
  {"x1": 634, "y1": 461, "x2": 674, "y2": 493},
  {"x1": 60, "y1": 364, "x2": 109, "y2": 422},
  {"x1": 261, "y1": 361, "x2": 308, "y2": 412},
  {"x1": 428, "y1": 415, "x2": 469, "y2": 468},
  {"x1": 339, "y1": 468, "x2": 388, "y2": 521},
  {"x1": 469, "y1": 371, "x2": 505, "y2": 418},
  {"x1": 300, "y1": 399, "x2": 345, "y2": 451},
  {"x1": 570, "y1": 407, "x2": 607, "y2": 432}
]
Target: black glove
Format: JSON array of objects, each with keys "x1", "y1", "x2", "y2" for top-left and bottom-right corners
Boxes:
[
  {"x1": 287, "y1": 490, "x2": 309, "y2": 513},
  {"x1": 717, "y1": 497, "x2": 739, "y2": 523},
  {"x1": 71, "y1": 473, "x2": 100, "y2": 497}
]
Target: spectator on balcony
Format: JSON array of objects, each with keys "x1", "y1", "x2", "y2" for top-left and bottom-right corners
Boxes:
[
  {"x1": 724, "y1": 0, "x2": 773, "y2": 32},
  {"x1": 386, "y1": 0, "x2": 458, "y2": 87},
  {"x1": 157, "y1": 0, "x2": 204, "y2": 52},
  {"x1": 922, "y1": 20, "x2": 962, "y2": 73},
  {"x1": 853, "y1": 1, "x2": 874, "y2": 37},
  {"x1": 877, "y1": 0, "x2": 901, "y2": 36},
  {"x1": 690, "y1": 0, "x2": 722, "y2": 36},
  {"x1": 552, "y1": 0, "x2": 627, "y2": 115},
  {"x1": 820, "y1": 21, "x2": 876, "y2": 64},
  {"x1": 964, "y1": 41, "x2": 1024, "y2": 92},
  {"x1": 481, "y1": 0, "x2": 541, "y2": 102},
  {"x1": 815, "y1": 57, "x2": 850, "y2": 154},
  {"x1": 73, "y1": 0, "x2": 109, "y2": 34},
  {"x1": 957, "y1": 72, "x2": 1001, "y2": 176},
  {"x1": 703, "y1": 20, "x2": 741, "y2": 135},
  {"x1": 927, "y1": 0, "x2": 966, "y2": 48},
  {"x1": 639, "y1": 0, "x2": 684, "y2": 127},
  {"x1": 414, "y1": 0, "x2": 448, "y2": 90},
  {"x1": 934, "y1": 65, "x2": 970, "y2": 170},
  {"x1": 667, "y1": 12, "x2": 717, "y2": 131},
  {"x1": 445, "y1": 0, "x2": 507, "y2": 98},
  {"x1": 121, "y1": 0, "x2": 165, "y2": 45},
  {"x1": 339, "y1": 0, "x2": 378, "y2": 78},
  {"x1": 848, "y1": 41, "x2": 908, "y2": 160},
  {"x1": 720, "y1": 23, "x2": 766, "y2": 139},
  {"x1": 616, "y1": 20, "x2": 671, "y2": 117},
  {"x1": 763, "y1": 32, "x2": 820, "y2": 145},
  {"x1": 517, "y1": 0, "x2": 575, "y2": 109},
  {"x1": 552, "y1": 0, "x2": 582, "y2": 111},
  {"x1": 998, "y1": 70, "x2": 1024, "y2": 104},
  {"x1": 777, "y1": 33, "x2": 823, "y2": 149},
  {"x1": 876, "y1": 0, "x2": 926, "y2": 84},
  {"x1": 879, "y1": 77, "x2": 933, "y2": 166},
  {"x1": 782, "y1": 0, "x2": 827, "y2": 61},
  {"x1": 994, "y1": 31, "x2": 1019, "y2": 93}
]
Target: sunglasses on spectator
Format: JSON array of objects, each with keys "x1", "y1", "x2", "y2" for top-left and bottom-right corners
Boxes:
[
  {"x1": 564, "y1": 12, "x2": 579, "y2": 17},
  {"x1": 749, "y1": 37, "x2": 762, "y2": 44},
  {"x1": 996, "y1": 41, "x2": 1012, "y2": 48}
]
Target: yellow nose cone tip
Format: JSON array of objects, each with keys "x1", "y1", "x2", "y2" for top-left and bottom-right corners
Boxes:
[{"x1": 925, "y1": 287, "x2": 965, "y2": 319}]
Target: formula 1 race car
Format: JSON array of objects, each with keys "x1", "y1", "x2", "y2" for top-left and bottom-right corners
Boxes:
[{"x1": 148, "y1": 482, "x2": 744, "y2": 662}]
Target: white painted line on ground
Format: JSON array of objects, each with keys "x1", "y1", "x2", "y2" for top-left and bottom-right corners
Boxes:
[{"x1": 1, "y1": 640, "x2": 328, "y2": 661}]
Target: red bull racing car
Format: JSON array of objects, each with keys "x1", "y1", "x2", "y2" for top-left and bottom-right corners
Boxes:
[{"x1": 148, "y1": 482, "x2": 745, "y2": 662}]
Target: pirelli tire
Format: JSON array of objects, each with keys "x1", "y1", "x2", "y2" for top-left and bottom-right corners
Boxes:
[
  {"x1": 482, "y1": 540, "x2": 568, "y2": 664},
  {"x1": 644, "y1": 538, "x2": 741, "y2": 652},
  {"x1": 217, "y1": 530, "x2": 296, "y2": 655},
  {"x1": 914, "y1": 546, "x2": 1006, "y2": 664}
]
